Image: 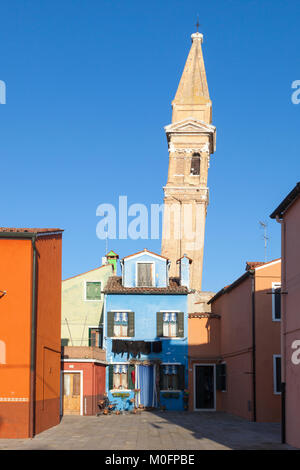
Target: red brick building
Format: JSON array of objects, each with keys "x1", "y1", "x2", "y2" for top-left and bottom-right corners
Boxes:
[{"x1": 61, "y1": 347, "x2": 106, "y2": 415}]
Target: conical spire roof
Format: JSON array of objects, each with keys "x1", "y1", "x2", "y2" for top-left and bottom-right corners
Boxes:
[{"x1": 172, "y1": 32, "x2": 211, "y2": 123}]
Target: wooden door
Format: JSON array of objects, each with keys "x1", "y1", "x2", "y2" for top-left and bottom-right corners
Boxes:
[{"x1": 63, "y1": 373, "x2": 81, "y2": 415}]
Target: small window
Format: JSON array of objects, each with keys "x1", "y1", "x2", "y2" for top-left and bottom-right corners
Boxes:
[
  {"x1": 73, "y1": 374, "x2": 81, "y2": 396},
  {"x1": 190, "y1": 153, "x2": 200, "y2": 175},
  {"x1": 63, "y1": 374, "x2": 71, "y2": 396},
  {"x1": 114, "y1": 312, "x2": 128, "y2": 337},
  {"x1": 163, "y1": 312, "x2": 178, "y2": 337},
  {"x1": 137, "y1": 263, "x2": 153, "y2": 287},
  {"x1": 86, "y1": 281, "x2": 101, "y2": 300},
  {"x1": 272, "y1": 283, "x2": 281, "y2": 321},
  {"x1": 273, "y1": 355, "x2": 281, "y2": 394},
  {"x1": 162, "y1": 365, "x2": 179, "y2": 390},
  {"x1": 89, "y1": 327, "x2": 103, "y2": 348},
  {"x1": 113, "y1": 364, "x2": 128, "y2": 390}
]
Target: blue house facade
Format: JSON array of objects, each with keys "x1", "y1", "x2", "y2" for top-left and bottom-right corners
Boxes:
[{"x1": 103, "y1": 249, "x2": 189, "y2": 411}]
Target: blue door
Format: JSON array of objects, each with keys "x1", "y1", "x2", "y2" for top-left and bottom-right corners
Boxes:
[{"x1": 137, "y1": 365, "x2": 157, "y2": 408}]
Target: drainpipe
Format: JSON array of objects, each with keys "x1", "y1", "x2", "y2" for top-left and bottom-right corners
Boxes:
[
  {"x1": 29, "y1": 236, "x2": 38, "y2": 438},
  {"x1": 276, "y1": 215, "x2": 286, "y2": 443},
  {"x1": 250, "y1": 271, "x2": 256, "y2": 422}
]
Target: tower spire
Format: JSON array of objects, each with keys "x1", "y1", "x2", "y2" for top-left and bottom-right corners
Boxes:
[
  {"x1": 161, "y1": 31, "x2": 216, "y2": 291},
  {"x1": 172, "y1": 30, "x2": 211, "y2": 124}
]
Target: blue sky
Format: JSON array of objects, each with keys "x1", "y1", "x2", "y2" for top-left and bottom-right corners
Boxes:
[{"x1": 0, "y1": 0, "x2": 299, "y2": 291}]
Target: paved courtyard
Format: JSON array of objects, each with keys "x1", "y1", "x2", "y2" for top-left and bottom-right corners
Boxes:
[{"x1": 0, "y1": 412, "x2": 295, "y2": 450}]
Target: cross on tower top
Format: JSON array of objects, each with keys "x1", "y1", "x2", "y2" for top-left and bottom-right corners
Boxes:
[{"x1": 195, "y1": 16, "x2": 201, "y2": 32}]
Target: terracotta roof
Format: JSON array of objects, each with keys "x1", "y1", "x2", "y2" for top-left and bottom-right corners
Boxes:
[
  {"x1": 121, "y1": 249, "x2": 169, "y2": 261},
  {"x1": 103, "y1": 276, "x2": 188, "y2": 294},
  {"x1": 0, "y1": 227, "x2": 63, "y2": 238},
  {"x1": 245, "y1": 261, "x2": 265, "y2": 271},
  {"x1": 245, "y1": 259, "x2": 281, "y2": 272},
  {"x1": 0, "y1": 227, "x2": 63, "y2": 234},
  {"x1": 188, "y1": 313, "x2": 220, "y2": 319}
]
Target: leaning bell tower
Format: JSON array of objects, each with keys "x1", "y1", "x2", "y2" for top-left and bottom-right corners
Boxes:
[{"x1": 161, "y1": 31, "x2": 216, "y2": 291}]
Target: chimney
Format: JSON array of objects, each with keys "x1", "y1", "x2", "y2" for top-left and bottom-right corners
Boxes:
[
  {"x1": 177, "y1": 254, "x2": 192, "y2": 288},
  {"x1": 105, "y1": 250, "x2": 119, "y2": 275}
]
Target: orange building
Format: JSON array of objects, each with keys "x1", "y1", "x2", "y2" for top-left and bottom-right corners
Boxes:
[
  {"x1": 0, "y1": 228, "x2": 63, "y2": 438},
  {"x1": 270, "y1": 183, "x2": 300, "y2": 448},
  {"x1": 188, "y1": 259, "x2": 282, "y2": 422}
]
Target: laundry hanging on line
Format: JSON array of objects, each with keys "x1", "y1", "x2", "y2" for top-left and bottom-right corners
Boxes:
[{"x1": 111, "y1": 340, "x2": 162, "y2": 358}]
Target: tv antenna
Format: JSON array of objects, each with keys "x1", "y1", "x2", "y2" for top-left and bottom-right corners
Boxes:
[
  {"x1": 259, "y1": 221, "x2": 269, "y2": 262},
  {"x1": 105, "y1": 230, "x2": 108, "y2": 255}
]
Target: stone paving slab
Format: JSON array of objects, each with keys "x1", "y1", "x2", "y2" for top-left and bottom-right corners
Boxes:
[{"x1": 0, "y1": 411, "x2": 295, "y2": 450}]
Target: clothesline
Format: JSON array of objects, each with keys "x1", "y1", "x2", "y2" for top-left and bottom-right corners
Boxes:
[{"x1": 112, "y1": 340, "x2": 162, "y2": 358}]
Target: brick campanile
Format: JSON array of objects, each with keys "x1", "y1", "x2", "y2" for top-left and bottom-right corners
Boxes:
[{"x1": 161, "y1": 31, "x2": 216, "y2": 291}]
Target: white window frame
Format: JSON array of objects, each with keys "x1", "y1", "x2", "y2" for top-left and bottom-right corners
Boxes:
[
  {"x1": 84, "y1": 280, "x2": 102, "y2": 302},
  {"x1": 273, "y1": 354, "x2": 282, "y2": 395},
  {"x1": 162, "y1": 311, "x2": 178, "y2": 338},
  {"x1": 160, "y1": 310, "x2": 182, "y2": 339},
  {"x1": 272, "y1": 282, "x2": 281, "y2": 322},
  {"x1": 110, "y1": 362, "x2": 130, "y2": 392},
  {"x1": 136, "y1": 261, "x2": 155, "y2": 287},
  {"x1": 193, "y1": 363, "x2": 216, "y2": 411},
  {"x1": 107, "y1": 310, "x2": 134, "y2": 339}
]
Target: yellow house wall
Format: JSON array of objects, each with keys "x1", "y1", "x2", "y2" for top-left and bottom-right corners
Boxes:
[{"x1": 61, "y1": 264, "x2": 113, "y2": 346}]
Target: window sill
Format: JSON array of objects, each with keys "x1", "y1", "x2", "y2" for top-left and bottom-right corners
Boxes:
[
  {"x1": 160, "y1": 337, "x2": 185, "y2": 340},
  {"x1": 110, "y1": 337, "x2": 134, "y2": 339}
]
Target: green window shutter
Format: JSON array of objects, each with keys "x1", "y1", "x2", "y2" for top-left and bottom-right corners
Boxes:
[
  {"x1": 86, "y1": 281, "x2": 101, "y2": 300},
  {"x1": 128, "y1": 364, "x2": 135, "y2": 390},
  {"x1": 109, "y1": 364, "x2": 114, "y2": 390},
  {"x1": 216, "y1": 363, "x2": 226, "y2": 391},
  {"x1": 128, "y1": 312, "x2": 135, "y2": 337},
  {"x1": 157, "y1": 312, "x2": 163, "y2": 337},
  {"x1": 88, "y1": 328, "x2": 92, "y2": 346},
  {"x1": 177, "y1": 365, "x2": 185, "y2": 390},
  {"x1": 107, "y1": 312, "x2": 114, "y2": 337},
  {"x1": 177, "y1": 312, "x2": 184, "y2": 337}
]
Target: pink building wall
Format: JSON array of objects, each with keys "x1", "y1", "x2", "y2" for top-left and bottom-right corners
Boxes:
[
  {"x1": 281, "y1": 197, "x2": 300, "y2": 448},
  {"x1": 212, "y1": 275, "x2": 254, "y2": 420},
  {"x1": 210, "y1": 262, "x2": 281, "y2": 422}
]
